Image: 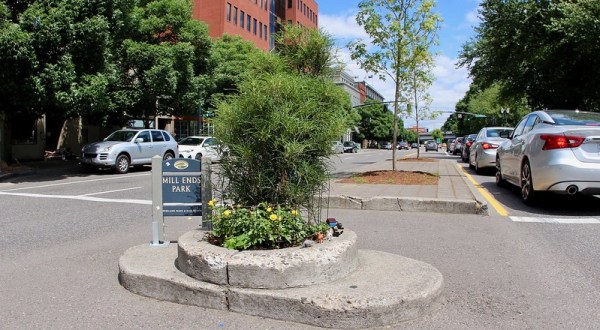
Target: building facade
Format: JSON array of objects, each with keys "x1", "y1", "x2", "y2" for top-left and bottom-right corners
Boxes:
[{"x1": 193, "y1": 0, "x2": 318, "y2": 51}]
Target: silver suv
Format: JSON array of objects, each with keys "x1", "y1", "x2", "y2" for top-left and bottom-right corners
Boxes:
[{"x1": 81, "y1": 129, "x2": 178, "y2": 174}]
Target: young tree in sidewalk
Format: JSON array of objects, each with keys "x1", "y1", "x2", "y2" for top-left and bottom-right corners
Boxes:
[{"x1": 348, "y1": 0, "x2": 441, "y2": 170}]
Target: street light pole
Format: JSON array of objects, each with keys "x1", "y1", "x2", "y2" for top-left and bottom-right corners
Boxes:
[{"x1": 500, "y1": 108, "x2": 510, "y2": 126}]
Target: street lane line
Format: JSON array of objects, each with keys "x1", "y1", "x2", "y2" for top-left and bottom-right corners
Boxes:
[
  {"x1": 510, "y1": 216, "x2": 600, "y2": 224},
  {"x1": 82, "y1": 187, "x2": 142, "y2": 196},
  {"x1": 0, "y1": 191, "x2": 150, "y2": 205},
  {"x1": 0, "y1": 173, "x2": 150, "y2": 192},
  {"x1": 456, "y1": 164, "x2": 510, "y2": 217}
]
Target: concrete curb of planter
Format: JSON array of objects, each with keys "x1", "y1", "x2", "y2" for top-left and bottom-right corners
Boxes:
[
  {"x1": 119, "y1": 242, "x2": 444, "y2": 329},
  {"x1": 317, "y1": 195, "x2": 488, "y2": 215},
  {"x1": 177, "y1": 230, "x2": 359, "y2": 289}
]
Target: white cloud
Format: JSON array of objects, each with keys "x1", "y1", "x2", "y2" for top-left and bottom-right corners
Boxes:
[{"x1": 319, "y1": 13, "x2": 368, "y2": 41}]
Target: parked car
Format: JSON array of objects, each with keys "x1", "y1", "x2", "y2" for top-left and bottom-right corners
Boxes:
[
  {"x1": 468, "y1": 127, "x2": 514, "y2": 173},
  {"x1": 80, "y1": 129, "x2": 178, "y2": 174},
  {"x1": 382, "y1": 142, "x2": 393, "y2": 150},
  {"x1": 343, "y1": 141, "x2": 359, "y2": 153},
  {"x1": 177, "y1": 136, "x2": 224, "y2": 161},
  {"x1": 331, "y1": 141, "x2": 344, "y2": 154},
  {"x1": 411, "y1": 142, "x2": 419, "y2": 149},
  {"x1": 446, "y1": 139, "x2": 455, "y2": 153},
  {"x1": 461, "y1": 134, "x2": 478, "y2": 162},
  {"x1": 398, "y1": 141, "x2": 410, "y2": 150},
  {"x1": 496, "y1": 110, "x2": 600, "y2": 204},
  {"x1": 452, "y1": 136, "x2": 464, "y2": 155},
  {"x1": 424, "y1": 140, "x2": 438, "y2": 151}
]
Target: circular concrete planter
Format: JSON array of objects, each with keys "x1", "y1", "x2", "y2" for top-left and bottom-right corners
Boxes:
[{"x1": 177, "y1": 229, "x2": 358, "y2": 289}]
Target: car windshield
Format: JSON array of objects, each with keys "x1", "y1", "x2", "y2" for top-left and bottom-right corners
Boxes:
[
  {"x1": 486, "y1": 128, "x2": 514, "y2": 137},
  {"x1": 105, "y1": 130, "x2": 137, "y2": 142},
  {"x1": 343, "y1": 141, "x2": 354, "y2": 147},
  {"x1": 547, "y1": 110, "x2": 600, "y2": 126},
  {"x1": 178, "y1": 137, "x2": 204, "y2": 145}
]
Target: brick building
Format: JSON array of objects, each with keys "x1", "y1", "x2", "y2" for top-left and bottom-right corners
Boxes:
[{"x1": 193, "y1": 0, "x2": 318, "y2": 51}]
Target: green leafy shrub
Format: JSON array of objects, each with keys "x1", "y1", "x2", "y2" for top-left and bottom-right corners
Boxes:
[{"x1": 208, "y1": 201, "x2": 329, "y2": 250}]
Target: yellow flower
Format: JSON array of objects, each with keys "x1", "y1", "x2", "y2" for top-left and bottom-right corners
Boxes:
[
  {"x1": 291, "y1": 210, "x2": 298, "y2": 216},
  {"x1": 208, "y1": 199, "x2": 216, "y2": 207},
  {"x1": 269, "y1": 214, "x2": 278, "y2": 221},
  {"x1": 223, "y1": 210, "x2": 231, "y2": 217},
  {"x1": 267, "y1": 207, "x2": 273, "y2": 212}
]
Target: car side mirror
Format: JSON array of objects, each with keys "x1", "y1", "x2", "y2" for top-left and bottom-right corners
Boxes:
[{"x1": 135, "y1": 138, "x2": 144, "y2": 143}]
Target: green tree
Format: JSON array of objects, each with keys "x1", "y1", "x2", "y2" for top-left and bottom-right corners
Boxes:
[
  {"x1": 354, "y1": 100, "x2": 395, "y2": 144},
  {"x1": 459, "y1": 0, "x2": 600, "y2": 110},
  {"x1": 0, "y1": 0, "x2": 124, "y2": 150},
  {"x1": 114, "y1": 0, "x2": 211, "y2": 127},
  {"x1": 349, "y1": 0, "x2": 441, "y2": 169},
  {"x1": 431, "y1": 128, "x2": 443, "y2": 142}
]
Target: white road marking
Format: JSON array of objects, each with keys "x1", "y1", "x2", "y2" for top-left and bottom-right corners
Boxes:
[
  {"x1": 82, "y1": 187, "x2": 142, "y2": 196},
  {"x1": 0, "y1": 191, "x2": 150, "y2": 205},
  {"x1": 0, "y1": 173, "x2": 150, "y2": 192},
  {"x1": 510, "y1": 216, "x2": 600, "y2": 224}
]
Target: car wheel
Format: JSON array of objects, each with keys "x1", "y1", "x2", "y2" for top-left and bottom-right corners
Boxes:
[
  {"x1": 469, "y1": 155, "x2": 475, "y2": 169},
  {"x1": 195, "y1": 153, "x2": 202, "y2": 160},
  {"x1": 520, "y1": 160, "x2": 537, "y2": 204},
  {"x1": 115, "y1": 154, "x2": 130, "y2": 174},
  {"x1": 495, "y1": 156, "x2": 506, "y2": 187},
  {"x1": 474, "y1": 156, "x2": 481, "y2": 174},
  {"x1": 163, "y1": 152, "x2": 174, "y2": 161}
]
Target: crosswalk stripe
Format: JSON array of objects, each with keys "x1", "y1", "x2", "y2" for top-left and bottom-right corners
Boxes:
[{"x1": 510, "y1": 216, "x2": 600, "y2": 224}]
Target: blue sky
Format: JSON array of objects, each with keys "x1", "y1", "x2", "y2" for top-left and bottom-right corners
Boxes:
[{"x1": 317, "y1": 0, "x2": 482, "y2": 130}]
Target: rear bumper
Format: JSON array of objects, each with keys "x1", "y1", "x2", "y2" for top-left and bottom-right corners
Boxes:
[{"x1": 532, "y1": 156, "x2": 600, "y2": 193}]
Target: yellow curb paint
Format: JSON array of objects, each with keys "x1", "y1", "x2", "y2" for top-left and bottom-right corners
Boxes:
[{"x1": 456, "y1": 164, "x2": 510, "y2": 217}]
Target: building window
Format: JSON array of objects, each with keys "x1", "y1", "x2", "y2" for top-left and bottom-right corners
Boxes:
[
  {"x1": 259, "y1": 22, "x2": 262, "y2": 38},
  {"x1": 264, "y1": 25, "x2": 267, "y2": 40},
  {"x1": 234, "y1": 7, "x2": 238, "y2": 25},
  {"x1": 247, "y1": 14, "x2": 251, "y2": 31},
  {"x1": 226, "y1": 3, "x2": 231, "y2": 22},
  {"x1": 288, "y1": 0, "x2": 292, "y2": 8},
  {"x1": 253, "y1": 18, "x2": 257, "y2": 35},
  {"x1": 240, "y1": 11, "x2": 245, "y2": 27}
]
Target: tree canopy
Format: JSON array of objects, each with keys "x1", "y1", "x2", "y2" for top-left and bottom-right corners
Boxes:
[{"x1": 459, "y1": 0, "x2": 600, "y2": 110}]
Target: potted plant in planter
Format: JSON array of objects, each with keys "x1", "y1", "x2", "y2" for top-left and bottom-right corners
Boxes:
[{"x1": 208, "y1": 26, "x2": 354, "y2": 250}]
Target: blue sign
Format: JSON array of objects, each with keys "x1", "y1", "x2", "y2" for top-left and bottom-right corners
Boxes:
[{"x1": 162, "y1": 159, "x2": 202, "y2": 216}]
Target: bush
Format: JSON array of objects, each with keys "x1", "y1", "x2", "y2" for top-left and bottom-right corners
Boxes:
[{"x1": 213, "y1": 72, "x2": 350, "y2": 216}]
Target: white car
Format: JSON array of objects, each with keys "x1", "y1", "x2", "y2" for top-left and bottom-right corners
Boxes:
[
  {"x1": 81, "y1": 129, "x2": 178, "y2": 174},
  {"x1": 177, "y1": 136, "x2": 224, "y2": 161}
]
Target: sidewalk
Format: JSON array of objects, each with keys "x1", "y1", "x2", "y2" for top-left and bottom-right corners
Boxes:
[{"x1": 323, "y1": 156, "x2": 488, "y2": 215}]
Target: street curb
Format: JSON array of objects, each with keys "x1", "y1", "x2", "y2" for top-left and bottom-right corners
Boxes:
[
  {"x1": 119, "y1": 243, "x2": 444, "y2": 329},
  {"x1": 453, "y1": 165, "x2": 490, "y2": 216},
  {"x1": 317, "y1": 195, "x2": 484, "y2": 215}
]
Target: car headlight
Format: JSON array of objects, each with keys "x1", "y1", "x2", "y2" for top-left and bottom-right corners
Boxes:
[{"x1": 98, "y1": 146, "x2": 113, "y2": 152}]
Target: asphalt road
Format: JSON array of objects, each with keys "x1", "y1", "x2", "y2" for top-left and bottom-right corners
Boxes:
[{"x1": 1, "y1": 150, "x2": 600, "y2": 329}]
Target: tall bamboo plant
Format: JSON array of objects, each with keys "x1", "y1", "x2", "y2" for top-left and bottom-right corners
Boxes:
[{"x1": 213, "y1": 27, "x2": 351, "y2": 223}]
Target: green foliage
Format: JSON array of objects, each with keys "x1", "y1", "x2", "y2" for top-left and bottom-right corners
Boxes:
[
  {"x1": 275, "y1": 25, "x2": 337, "y2": 78},
  {"x1": 355, "y1": 100, "x2": 396, "y2": 142},
  {"x1": 214, "y1": 72, "x2": 350, "y2": 212},
  {"x1": 431, "y1": 128, "x2": 443, "y2": 141},
  {"x1": 459, "y1": 0, "x2": 600, "y2": 110},
  {"x1": 209, "y1": 202, "x2": 329, "y2": 250}
]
